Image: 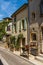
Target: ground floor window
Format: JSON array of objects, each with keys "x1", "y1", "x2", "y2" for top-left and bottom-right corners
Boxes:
[
  {"x1": 41, "y1": 27, "x2": 43, "y2": 39},
  {"x1": 22, "y1": 38, "x2": 25, "y2": 46},
  {"x1": 31, "y1": 33, "x2": 37, "y2": 41}
]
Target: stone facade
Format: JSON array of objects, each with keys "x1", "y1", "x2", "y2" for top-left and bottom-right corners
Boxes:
[
  {"x1": 5, "y1": 1, "x2": 43, "y2": 55},
  {"x1": 5, "y1": 22, "x2": 13, "y2": 35},
  {"x1": 29, "y1": 0, "x2": 43, "y2": 55},
  {"x1": 11, "y1": 4, "x2": 28, "y2": 48}
]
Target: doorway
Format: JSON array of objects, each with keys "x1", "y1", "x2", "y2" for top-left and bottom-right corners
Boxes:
[
  {"x1": 22, "y1": 38, "x2": 25, "y2": 47},
  {"x1": 30, "y1": 33, "x2": 38, "y2": 56},
  {"x1": 41, "y1": 27, "x2": 43, "y2": 53}
]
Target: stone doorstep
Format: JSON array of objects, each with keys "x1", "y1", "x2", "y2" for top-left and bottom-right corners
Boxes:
[
  {"x1": 39, "y1": 54, "x2": 43, "y2": 57},
  {"x1": 35, "y1": 56, "x2": 43, "y2": 63},
  {"x1": 13, "y1": 50, "x2": 43, "y2": 65},
  {"x1": 29, "y1": 59, "x2": 43, "y2": 65},
  {"x1": 20, "y1": 54, "x2": 43, "y2": 65},
  {"x1": 28, "y1": 54, "x2": 43, "y2": 65},
  {"x1": 13, "y1": 52, "x2": 43, "y2": 65}
]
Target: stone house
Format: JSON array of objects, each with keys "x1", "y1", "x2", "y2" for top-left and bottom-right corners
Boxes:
[
  {"x1": 5, "y1": 0, "x2": 43, "y2": 56},
  {"x1": 5, "y1": 17, "x2": 12, "y2": 44},
  {"x1": 29, "y1": 0, "x2": 43, "y2": 55},
  {"x1": 11, "y1": 3, "x2": 28, "y2": 52}
]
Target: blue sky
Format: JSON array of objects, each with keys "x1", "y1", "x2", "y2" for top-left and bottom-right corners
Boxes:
[{"x1": 0, "y1": 0, "x2": 27, "y2": 20}]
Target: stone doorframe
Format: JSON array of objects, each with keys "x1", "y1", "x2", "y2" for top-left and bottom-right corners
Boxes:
[
  {"x1": 30, "y1": 32, "x2": 38, "y2": 56},
  {"x1": 40, "y1": 26, "x2": 43, "y2": 53}
]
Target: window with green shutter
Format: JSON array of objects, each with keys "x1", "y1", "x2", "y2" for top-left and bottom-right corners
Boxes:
[
  {"x1": 22, "y1": 19, "x2": 24, "y2": 30},
  {"x1": 24, "y1": 18, "x2": 27, "y2": 30},
  {"x1": 19, "y1": 21, "x2": 21, "y2": 32},
  {"x1": 14, "y1": 24, "x2": 17, "y2": 33},
  {"x1": 40, "y1": 0, "x2": 43, "y2": 17},
  {"x1": 22, "y1": 18, "x2": 27, "y2": 31}
]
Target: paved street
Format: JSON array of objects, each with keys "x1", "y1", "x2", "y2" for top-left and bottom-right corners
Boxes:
[{"x1": 0, "y1": 47, "x2": 34, "y2": 65}]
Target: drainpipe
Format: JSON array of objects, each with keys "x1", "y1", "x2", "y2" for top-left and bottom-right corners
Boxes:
[{"x1": 27, "y1": 0, "x2": 30, "y2": 59}]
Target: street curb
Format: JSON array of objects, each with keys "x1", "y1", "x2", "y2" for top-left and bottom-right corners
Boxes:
[
  {"x1": 13, "y1": 53, "x2": 35, "y2": 65},
  {"x1": 0, "y1": 47, "x2": 35, "y2": 65},
  {"x1": 0, "y1": 54, "x2": 9, "y2": 65},
  {"x1": 5, "y1": 49, "x2": 35, "y2": 65}
]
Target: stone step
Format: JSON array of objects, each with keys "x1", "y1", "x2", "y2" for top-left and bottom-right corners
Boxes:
[
  {"x1": 39, "y1": 54, "x2": 43, "y2": 57},
  {"x1": 36, "y1": 56, "x2": 43, "y2": 63},
  {"x1": 29, "y1": 59, "x2": 43, "y2": 65},
  {"x1": 29, "y1": 55, "x2": 43, "y2": 65}
]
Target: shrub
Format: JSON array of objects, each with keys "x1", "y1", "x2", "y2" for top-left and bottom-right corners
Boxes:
[{"x1": 10, "y1": 36, "x2": 16, "y2": 45}]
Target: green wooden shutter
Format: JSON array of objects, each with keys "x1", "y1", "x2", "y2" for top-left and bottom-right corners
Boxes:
[
  {"x1": 16, "y1": 23, "x2": 17, "y2": 33},
  {"x1": 19, "y1": 21, "x2": 21, "y2": 32},
  {"x1": 24, "y1": 18, "x2": 27, "y2": 30}
]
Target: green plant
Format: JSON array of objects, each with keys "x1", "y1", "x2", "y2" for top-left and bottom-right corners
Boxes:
[
  {"x1": 15, "y1": 34, "x2": 23, "y2": 50},
  {"x1": 10, "y1": 36, "x2": 16, "y2": 45},
  {"x1": 0, "y1": 32, "x2": 4, "y2": 41},
  {"x1": 10, "y1": 44, "x2": 14, "y2": 51},
  {"x1": 18, "y1": 34, "x2": 23, "y2": 39},
  {"x1": 7, "y1": 36, "x2": 16, "y2": 51}
]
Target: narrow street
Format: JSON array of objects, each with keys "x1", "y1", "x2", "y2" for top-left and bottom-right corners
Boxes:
[{"x1": 0, "y1": 47, "x2": 34, "y2": 65}]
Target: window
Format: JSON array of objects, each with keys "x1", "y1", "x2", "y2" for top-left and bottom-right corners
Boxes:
[
  {"x1": 40, "y1": 0, "x2": 43, "y2": 16},
  {"x1": 22, "y1": 38, "x2": 25, "y2": 46},
  {"x1": 22, "y1": 19, "x2": 26, "y2": 31},
  {"x1": 31, "y1": 33, "x2": 36, "y2": 41},
  {"x1": 22, "y1": 20, "x2": 24, "y2": 30},
  {"x1": 19, "y1": 22, "x2": 21, "y2": 32},
  {"x1": 14, "y1": 16, "x2": 16, "y2": 22},
  {"x1": 7, "y1": 26, "x2": 10, "y2": 31},
  {"x1": 30, "y1": 0, "x2": 32, "y2": 2},
  {"x1": 14, "y1": 17, "x2": 16, "y2": 22},
  {"x1": 14, "y1": 24, "x2": 17, "y2": 33},
  {"x1": 32, "y1": 12, "x2": 35, "y2": 20},
  {"x1": 41, "y1": 27, "x2": 43, "y2": 39},
  {"x1": 33, "y1": 28, "x2": 35, "y2": 31}
]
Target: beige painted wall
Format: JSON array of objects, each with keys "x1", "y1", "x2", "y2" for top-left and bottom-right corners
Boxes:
[{"x1": 12, "y1": 7, "x2": 28, "y2": 45}]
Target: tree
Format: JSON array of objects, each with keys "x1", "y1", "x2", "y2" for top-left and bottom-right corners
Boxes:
[
  {"x1": 0, "y1": 20, "x2": 11, "y2": 41},
  {"x1": 10, "y1": 36, "x2": 16, "y2": 45}
]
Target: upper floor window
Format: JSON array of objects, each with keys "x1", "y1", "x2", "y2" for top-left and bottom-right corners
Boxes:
[
  {"x1": 14, "y1": 16, "x2": 16, "y2": 22},
  {"x1": 22, "y1": 20, "x2": 24, "y2": 30},
  {"x1": 7, "y1": 26, "x2": 10, "y2": 31},
  {"x1": 19, "y1": 18, "x2": 27, "y2": 32},
  {"x1": 40, "y1": 0, "x2": 43, "y2": 17},
  {"x1": 22, "y1": 18, "x2": 27, "y2": 31},
  {"x1": 32, "y1": 12, "x2": 35, "y2": 20},
  {"x1": 41, "y1": 27, "x2": 43, "y2": 39},
  {"x1": 19, "y1": 22, "x2": 21, "y2": 32},
  {"x1": 30, "y1": 0, "x2": 32, "y2": 2},
  {"x1": 14, "y1": 24, "x2": 17, "y2": 33}
]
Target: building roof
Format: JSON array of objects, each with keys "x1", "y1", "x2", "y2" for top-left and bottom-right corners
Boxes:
[
  {"x1": 11, "y1": 3, "x2": 28, "y2": 17},
  {"x1": 3, "y1": 17, "x2": 12, "y2": 20}
]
